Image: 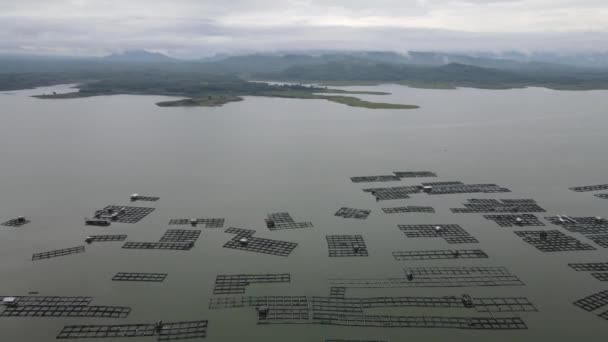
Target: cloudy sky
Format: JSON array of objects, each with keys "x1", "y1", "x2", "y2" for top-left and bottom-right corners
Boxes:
[{"x1": 1, "y1": 0, "x2": 608, "y2": 57}]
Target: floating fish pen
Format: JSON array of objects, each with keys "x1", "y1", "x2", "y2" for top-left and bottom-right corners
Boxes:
[
  {"x1": 85, "y1": 218, "x2": 111, "y2": 226},
  {"x1": 588, "y1": 235, "x2": 608, "y2": 248},
  {"x1": 85, "y1": 235, "x2": 127, "y2": 243},
  {"x1": 329, "y1": 275, "x2": 524, "y2": 288},
  {"x1": 514, "y1": 230, "x2": 596, "y2": 252},
  {"x1": 310, "y1": 313, "x2": 527, "y2": 330},
  {"x1": 595, "y1": 193, "x2": 608, "y2": 199},
  {"x1": 398, "y1": 224, "x2": 479, "y2": 244},
  {"x1": 392, "y1": 249, "x2": 488, "y2": 261},
  {"x1": 213, "y1": 274, "x2": 291, "y2": 295},
  {"x1": 330, "y1": 287, "x2": 346, "y2": 298},
  {"x1": 208, "y1": 295, "x2": 308, "y2": 310},
  {"x1": 56, "y1": 319, "x2": 208, "y2": 340},
  {"x1": 168, "y1": 218, "x2": 224, "y2": 228},
  {"x1": 223, "y1": 228, "x2": 298, "y2": 257},
  {"x1": 159, "y1": 229, "x2": 201, "y2": 242},
  {"x1": 326, "y1": 235, "x2": 368, "y2": 257},
  {"x1": 129, "y1": 193, "x2": 159, "y2": 202},
  {"x1": 568, "y1": 262, "x2": 608, "y2": 272},
  {"x1": 122, "y1": 241, "x2": 194, "y2": 250},
  {"x1": 451, "y1": 199, "x2": 545, "y2": 213},
  {"x1": 334, "y1": 207, "x2": 371, "y2": 219},
  {"x1": 591, "y1": 273, "x2": 608, "y2": 281},
  {"x1": 265, "y1": 212, "x2": 313, "y2": 230},
  {"x1": 112, "y1": 272, "x2": 168, "y2": 282},
  {"x1": 483, "y1": 214, "x2": 545, "y2": 227},
  {"x1": 404, "y1": 266, "x2": 511, "y2": 276},
  {"x1": 422, "y1": 183, "x2": 511, "y2": 195},
  {"x1": 1, "y1": 216, "x2": 30, "y2": 227},
  {"x1": 569, "y1": 184, "x2": 608, "y2": 192},
  {"x1": 93, "y1": 205, "x2": 155, "y2": 224},
  {"x1": 32, "y1": 246, "x2": 85, "y2": 261},
  {"x1": 0, "y1": 305, "x2": 130, "y2": 318},
  {"x1": 362, "y1": 186, "x2": 420, "y2": 200},
  {"x1": 393, "y1": 171, "x2": 437, "y2": 178},
  {"x1": 573, "y1": 290, "x2": 608, "y2": 313},
  {"x1": 0, "y1": 296, "x2": 92, "y2": 307},
  {"x1": 350, "y1": 175, "x2": 401, "y2": 183},
  {"x1": 382, "y1": 206, "x2": 435, "y2": 214}
]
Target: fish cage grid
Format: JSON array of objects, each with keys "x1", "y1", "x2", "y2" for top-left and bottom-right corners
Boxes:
[
  {"x1": 392, "y1": 249, "x2": 488, "y2": 261},
  {"x1": 451, "y1": 199, "x2": 545, "y2": 214},
  {"x1": 208, "y1": 296, "x2": 308, "y2": 309},
  {"x1": 159, "y1": 229, "x2": 201, "y2": 242},
  {"x1": 591, "y1": 273, "x2": 608, "y2": 281},
  {"x1": 32, "y1": 246, "x2": 85, "y2": 261},
  {"x1": 329, "y1": 275, "x2": 524, "y2": 288},
  {"x1": 595, "y1": 193, "x2": 608, "y2": 199},
  {"x1": 398, "y1": 224, "x2": 478, "y2": 244},
  {"x1": 56, "y1": 320, "x2": 208, "y2": 340},
  {"x1": 569, "y1": 184, "x2": 608, "y2": 192},
  {"x1": 1, "y1": 218, "x2": 31, "y2": 227},
  {"x1": 426, "y1": 184, "x2": 511, "y2": 195},
  {"x1": 213, "y1": 274, "x2": 291, "y2": 295},
  {"x1": 350, "y1": 175, "x2": 401, "y2": 183},
  {"x1": 420, "y1": 181, "x2": 463, "y2": 186},
  {"x1": 588, "y1": 234, "x2": 608, "y2": 248},
  {"x1": 131, "y1": 196, "x2": 159, "y2": 202},
  {"x1": 0, "y1": 305, "x2": 130, "y2": 318},
  {"x1": 405, "y1": 267, "x2": 511, "y2": 276},
  {"x1": 573, "y1": 290, "x2": 608, "y2": 312},
  {"x1": 225, "y1": 227, "x2": 256, "y2": 237},
  {"x1": 87, "y1": 235, "x2": 127, "y2": 242},
  {"x1": 95, "y1": 205, "x2": 155, "y2": 224},
  {"x1": 168, "y1": 218, "x2": 224, "y2": 228},
  {"x1": 311, "y1": 313, "x2": 527, "y2": 330},
  {"x1": 326, "y1": 235, "x2": 368, "y2": 257},
  {"x1": 362, "y1": 186, "x2": 420, "y2": 200},
  {"x1": 312, "y1": 297, "x2": 364, "y2": 313},
  {"x1": 382, "y1": 206, "x2": 435, "y2": 214},
  {"x1": 335, "y1": 208, "x2": 371, "y2": 219},
  {"x1": 568, "y1": 262, "x2": 608, "y2": 272},
  {"x1": 122, "y1": 242, "x2": 193, "y2": 250},
  {"x1": 223, "y1": 233, "x2": 298, "y2": 257},
  {"x1": 112, "y1": 272, "x2": 168, "y2": 282},
  {"x1": 257, "y1": 307, "x2": 311, "y2": 323},
  {"x1": 483, "y1": 214, "x2": 545, "y2": 227},
  {"x1": 266, "y1": 212, "x2": 313, "y2": 230},
  {"x1": 514, "y1": 230, "x2": 596, "y2": 252},
  {"x1": 0, "y1": 296, "x2": 92, "y2": 307},
  {"x1": 393, "y1": 171, "x2": 437, "y2": 178},
  {"x1": 473, "y1": 297, "x2": 538, "y2": 312},
  {"x1": 599, "y1": 310, "x2": 608, "y2": 320},
  {"x1": 330, "y1": 287, "x2": 346, "y2": 298}
]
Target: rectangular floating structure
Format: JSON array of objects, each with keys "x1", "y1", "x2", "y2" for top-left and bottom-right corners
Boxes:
[
  {"x1": 362, "y1": 186, "x2": 420, "y2": 201},
  {"x1": 159, "y1": 229, "x2": 201, "y2": 242},
  {"x1": 595, "y1": 194, "x2": 608, "y2": 199},
  {"x1": 312, "y1": 297, "x2": 364, "y2": 313},
  {"x1": 326, "y1": 340, "x2": 388, "y2": 342},
  {"x1": 329, "y1": 275, "x2": 524, "y2": 288},
  {"x1": 122, "y1": 242, "x2": 193, "y2": 250},
  {"x1": 421, "y1": 181, "x2": 463, "y2": 186},
  {"x1": 223, "y1": 228, "x2": 298, "y2": 257},
  {"x1": 257, "y1": 307, "x2": 310, "y2": 324},
  {"x1": 425, "y1": 183, "x2": 511, "y2": 195},
  {"x1": 0, "y1": 296, "x2": 92, "y2": 307},
  {"x1": 56, "y1": 320, "x2": 208, "y2": 340},
  {"x1": 32, "y1": 246, "x2": 85, "y2": 261},
  {"x1": 592, "y1": 273, "x2": 608, "y2": 281},
  {"x1": 132, "y1": 196, "x2": 159, "y2": 202},
  {"x1": 330, "y1": 287, "x2": 346, "y2": 298},
  {"x1": 588, "y1": 235, "x2": 608, "y2": 248},
  {"x1": 311, "y1": 313, "x2": 527, "y2": 330},
  {"x1": 451, "y1": 199, "x2": 545, "y2": 214},
  {"x1": 405, "y1": 267, "x2": 510, "y2": 276},
  {"x1": 568, "y1": 262, "x2": 608, "y2": 272},
  {"x1": 382, "y1": 206, "x2": 435, "y2": 214},
  {"x1": 483, "y1": 214, "x2": 545, "y2": 227},
  {"x1": 95, "y1": 205, "x2": 155, "y2": 224},
  {"x1": 350, "y1": 175, "x2": 401, "y2": 183},
  {"x1": 514, "y1": 230, "x2": 596, "y2": 252},
  {"x1": 266, "y1": 212, "x2": 313, "y2": 230},
  {"x1": 392, "y1": 249, "x2": 488, "y2": 261},
  {"x1": 335, "y1": 208, "x2": 371, "y2": 220},
  {"x1": 398, "y1": 224, "x2": 478, "y2": 244},
  {"x1": 569, "y1": 184, "x2": 608, "y2": 192},
  {"x1": 393, "y1": 171, "x2": 437, "y2": 178},
  {"x1": 545, "y1": 216, "x2": 608, "y2": 233},
  {"x1": 326, "y1": 235, "x2": 368, "y2": 257},
  {"x1": 213, "y1": 274, "x2": 291, "y2": 295},
  {"x1": 208, "y1": 296, "x2": 308, "y2": 309},
  {"x1": 112, "y1": 272, "x2": 168, "y2": 282},
  {"x1": 0, "y1": 305, "x2": 130, "y2": 318},
  {"x1": 360, "y1": 296, "x2": 535, "y2": 312},
  {"x1": 87, "y1": 235, "x2": 127, "y2": 242},
  {"x1": 168, "y1": 218, "x2": 225, "y2": 228},
  {"x1": 1, "y1": 218, "x2": 31, "y2": 227},
  {"x1": 573, "y1": 290, "x2": 608, "y2": 312}
]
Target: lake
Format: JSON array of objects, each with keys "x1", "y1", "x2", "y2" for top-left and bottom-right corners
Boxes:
[{"x1": 0, "y1": 84, "x2": 607, "y2": 341}]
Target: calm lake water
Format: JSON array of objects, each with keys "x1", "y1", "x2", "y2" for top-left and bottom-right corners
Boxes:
[{"x1": 1, "y1": 84, "x2": 607, "y2": 341}]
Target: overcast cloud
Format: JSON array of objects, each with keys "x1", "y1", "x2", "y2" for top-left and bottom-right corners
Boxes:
[{"x1": 1, "y1": 0, "x2": 607, "y2": 57}]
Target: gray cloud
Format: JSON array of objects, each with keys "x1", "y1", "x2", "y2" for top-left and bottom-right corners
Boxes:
[{"x1": 0, "y1": 0, "x2": 607, "y2": 57}]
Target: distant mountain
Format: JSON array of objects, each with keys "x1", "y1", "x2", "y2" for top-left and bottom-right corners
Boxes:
[{"x1": 103, "y1": 50, "x2": 176, "y2": 62}]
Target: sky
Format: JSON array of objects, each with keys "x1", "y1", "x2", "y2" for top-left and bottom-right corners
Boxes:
[{"x1": 1, "y1": 0, "x2": 608, "y2": 58}]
